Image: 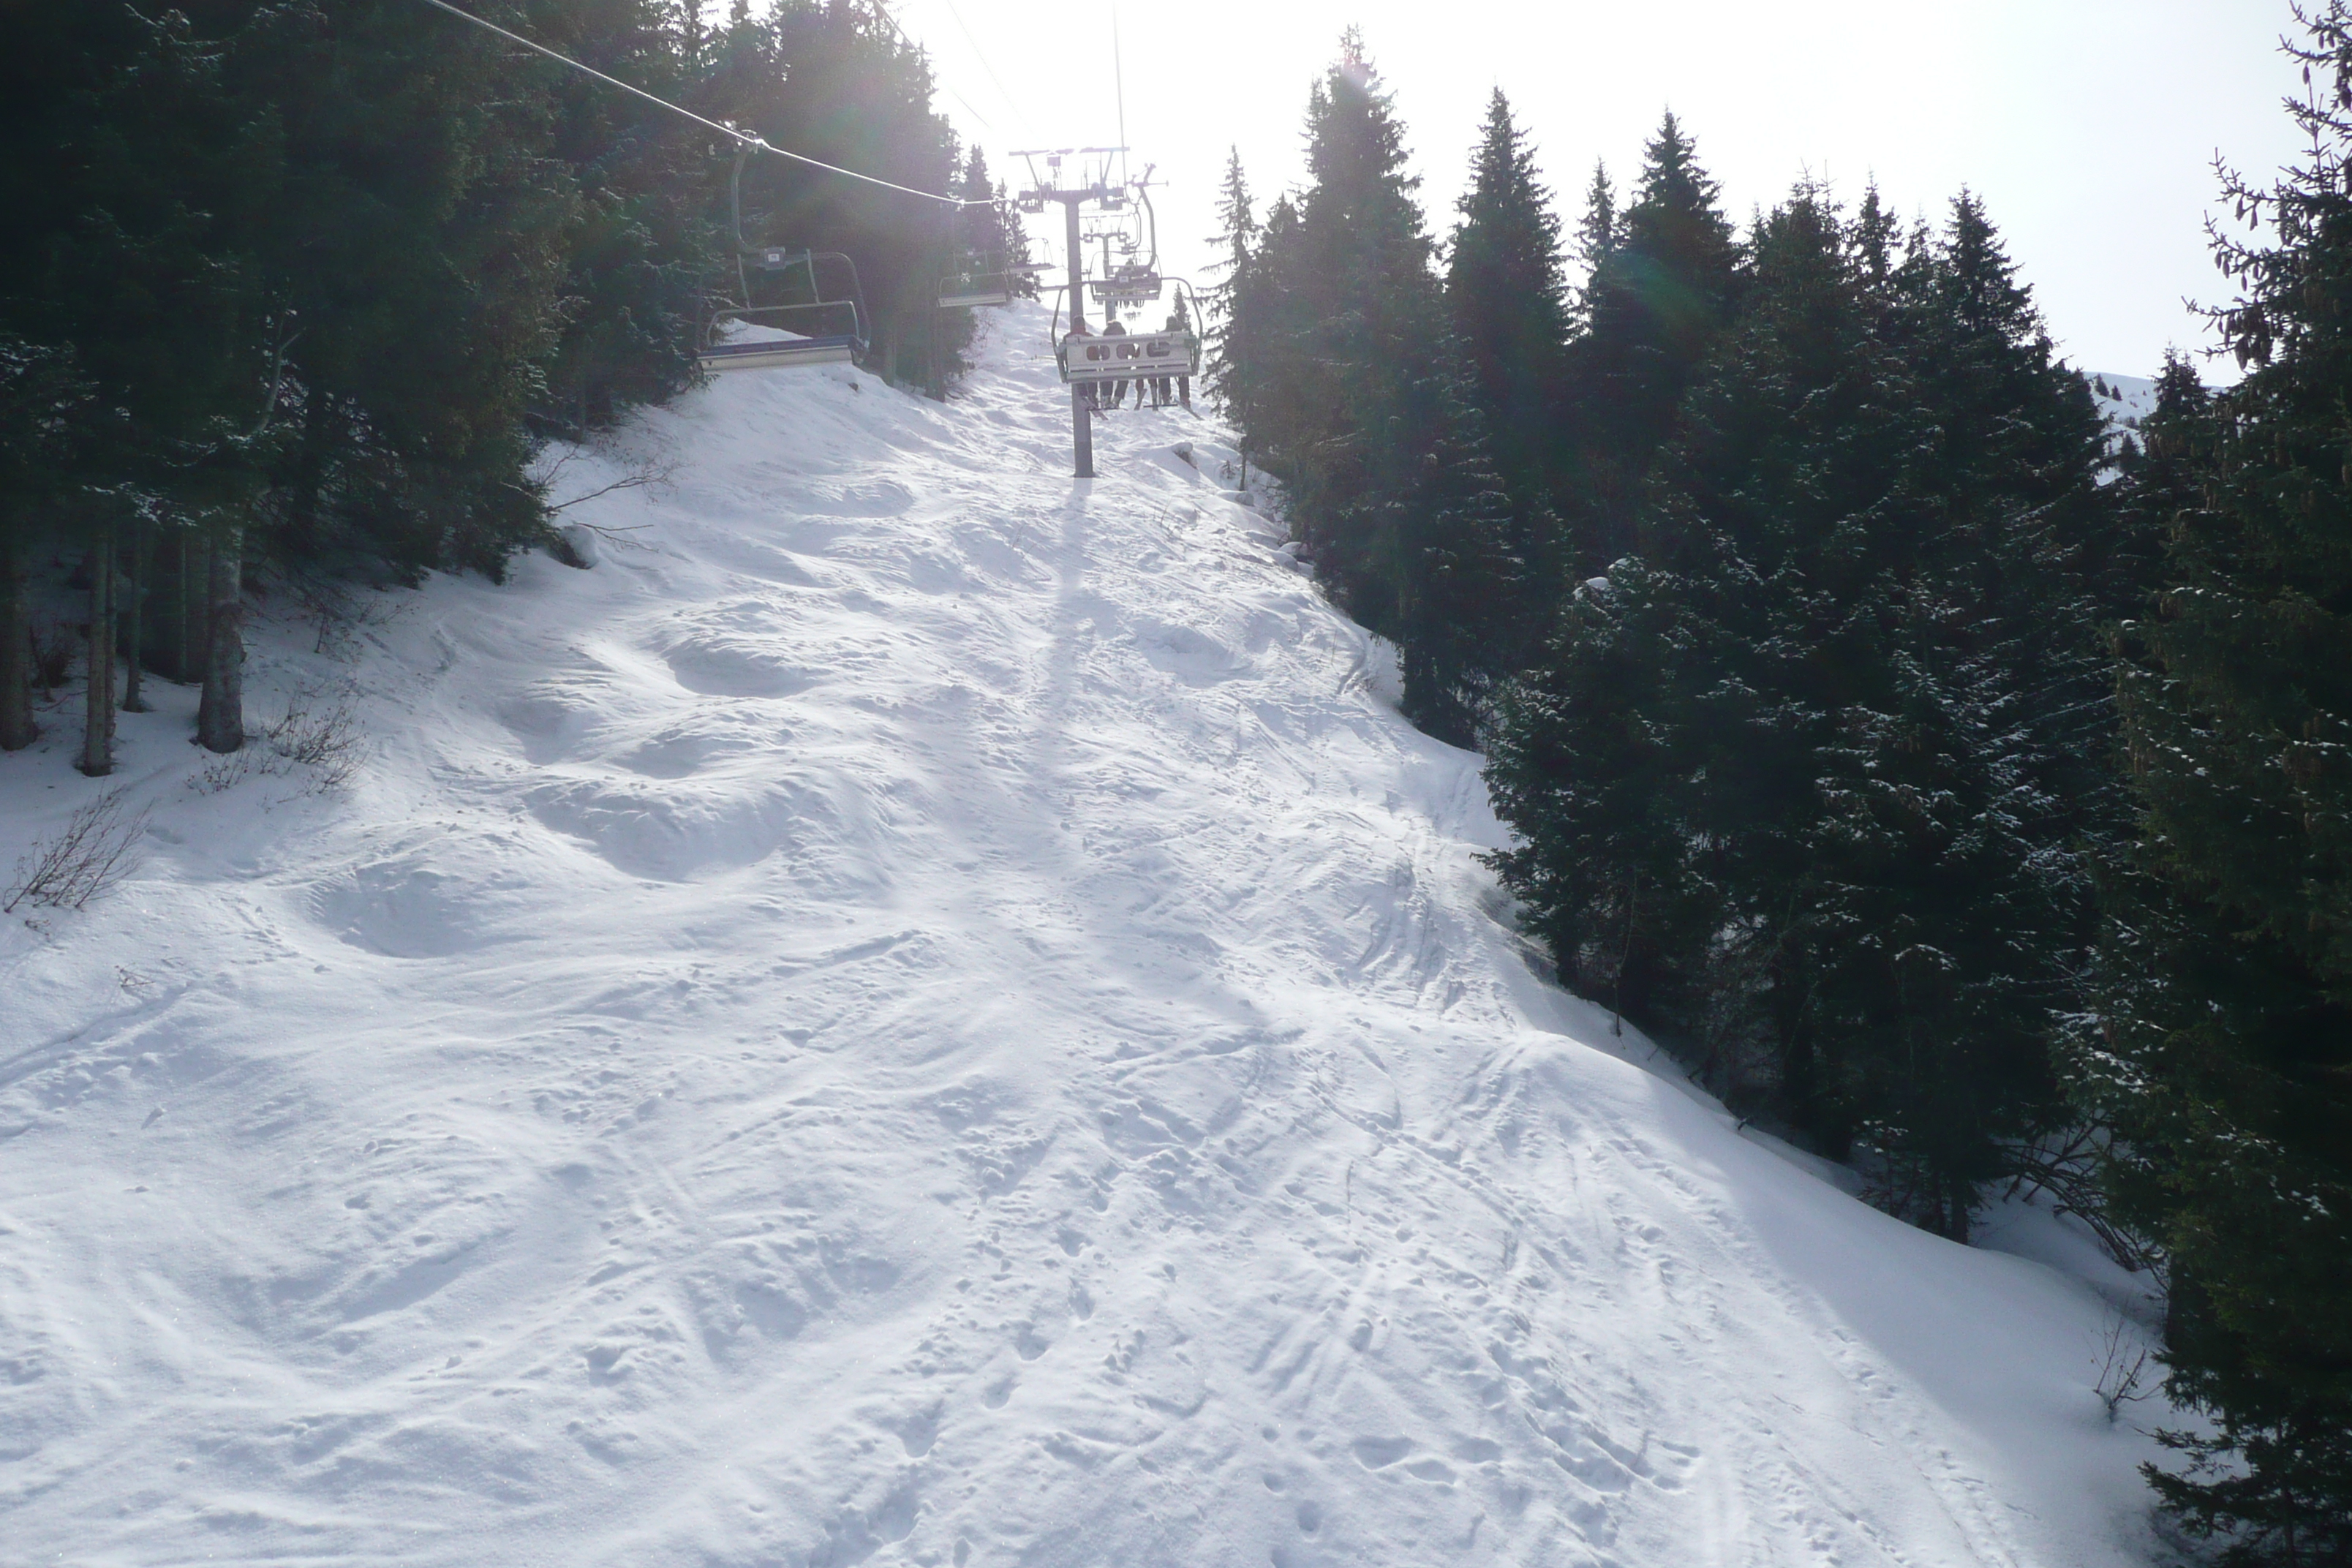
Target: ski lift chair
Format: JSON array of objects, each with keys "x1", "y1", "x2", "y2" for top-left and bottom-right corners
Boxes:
[
  {"x1": 1052, "y1": 276, "x2": 1202, "y2": 386},
  {"x1": 699, "y1": 144, "x2": 873, "y2": 372},
  {"x1": 1087, "y1": 262, "x2": 1165, "y2": 306},
  {"x1": 938, "y1": 253, "x2": 1014, "y2": 309},
  {"x1": 1053, "y1": 317, "x2": 1199, "y2": 387},
  {"x1": 698, "y1": 247, "x2": 871, "y2": 373}
]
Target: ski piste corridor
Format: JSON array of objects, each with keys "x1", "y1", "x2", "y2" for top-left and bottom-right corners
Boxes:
[{"x1": 0, "y1": 302, "x2": 2166, "y2": 1568}]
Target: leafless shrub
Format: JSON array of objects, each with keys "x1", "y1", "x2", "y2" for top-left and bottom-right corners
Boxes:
[
  {"x1": 530, "y1": 442, "x2": 671, "y2": 567},
  {"x1": 188, "y1": 680, "x2": 363, "y2": 796},
  {"x1": 3, "y1": 788, "x2": 151, "y2": 913},
  {"x1": 2002, "y1": 1126, "x2": 2162, "y2": 1275},
  {"x1": 2094, "y1": 1311, "x2": 2155, "y2": 1423},
  {"x1": 187, "y1": 742, "x2": 256, "y2": 794},
  {"x1": 269, "y1": 685, "x2": 361, "y2": 791}
]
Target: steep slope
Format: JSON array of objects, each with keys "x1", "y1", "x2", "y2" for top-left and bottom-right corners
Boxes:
[
  {"x1": 2, "y1": 303, "x2": 2167, "y2": 1567},
  {"x1": 2089, "y1": 372, "x2": 2160, "y2": 464}
]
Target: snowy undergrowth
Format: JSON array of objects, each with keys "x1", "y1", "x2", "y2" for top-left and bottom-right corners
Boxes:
[{"x1": 1, "y1": 303, "x2": 2171, "y2": 1567}]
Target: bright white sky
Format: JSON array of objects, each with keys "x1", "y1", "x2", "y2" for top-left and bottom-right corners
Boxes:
[{"x1": 893, "y1": 0, "x2": 2314, "y2": 379}]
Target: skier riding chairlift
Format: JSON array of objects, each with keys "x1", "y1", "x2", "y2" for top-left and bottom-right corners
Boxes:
[
  {"x1": 1102, "y1": 315, "x2": 1128, "y2": 409},
  {"x1": 1066, "y1": 315, "x2": 1101, "y2": 411},
  {"x1": 1165, "y1": 307, "x2": 1192, "y2": 410}
]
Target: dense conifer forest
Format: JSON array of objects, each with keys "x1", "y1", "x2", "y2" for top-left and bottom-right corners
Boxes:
[
  {"x1": 1, "y1": 1, "x2": 2348, "y2": 1559},
  {"x1": 0, "y1": 0, "x2": 1010, "y2": 769},
  {"x1": 1209, "y1": 23, "x2": 2351, "y2": 1564}
]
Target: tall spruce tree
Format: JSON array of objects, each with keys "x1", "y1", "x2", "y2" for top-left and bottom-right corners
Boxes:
[
  {"x1": 231, "y1": 0, "x2": 577, "y2": 581},
  {"x1": 1575, "y1": 159, "x2": 1618, "y2": 276},
  {"x1": 1565, "y1": 111, "x2": 1741, "y2": 568},
  {"x1": 1229, "y1": 32, "x2": 1523, "y2": 739},
  {"x1": 1444, "y1": 89, "x2": 1571, "y2": 636},
  {"x1": 2076, "y1": 8, "x2": 2352, "y2": 1558},
  {"x1": 0, "y1": 337, "x2": 91, "y2": 751},
  {"x1": 2095, "y1": 350, "x2": 2204, "y2": 622},
  {"x1": 1203, "y1": 148, "x2": 1259, "y2": 437},
  {"x1": 3, "y1": 3, "x2": 292, "y2": 755},
  {"x1": 1492, "y1": 181, "x2": 2117, "y2": 1236},
  {"x1": 1398, "y1": 342, "x2": 1527, "y2": 743}
]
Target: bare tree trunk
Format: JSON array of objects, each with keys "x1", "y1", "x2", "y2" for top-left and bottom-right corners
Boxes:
[
  {"x1": 119, "y1": 521, "x2": 147, "y2": 712},
  {"x1": 195, "y1": 521, "x2": 243, "y2": 753},
  {"x1": 79, "y1": 524, "x2": 116, "y2": 776},
  {"x1": 0, "y1": 526, "x2": 33, "y2": 750}
]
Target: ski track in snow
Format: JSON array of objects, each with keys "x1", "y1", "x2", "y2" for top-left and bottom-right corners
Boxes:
[{"x1": 1, "y1": 303, "x2": 2167, "y2": 1567}]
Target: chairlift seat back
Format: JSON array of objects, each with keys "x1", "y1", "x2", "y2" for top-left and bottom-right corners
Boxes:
[
  {"x1": 1057, "y1": 330, "x2": 1199, "y2": 384},
  {"x1": 1088, "y1": 276, "x2": 1165, "y2": 304},
  {"x1": 938, "y1": 270, "x2": 1014, "y2": 309},
  {"x1": 700, "y1": 338, "x2": 855, "y2": 371},
  {"x1": 700, "y1": 302, "x2": 863, "y2": 373}
]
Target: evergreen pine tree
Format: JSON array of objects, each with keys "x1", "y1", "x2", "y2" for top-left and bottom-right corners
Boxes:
[
  {"x1": 0, "y1": 336, "x2": 91, "y2": 751},
  {"x1": 1397, "y1": 340, "x2": 1528, "y2": 745},
  {"x1": 1444, "y1": 88, "x2": 1571, "y2": 633},
  {"x1": 1493, "y1": 180, "x2": 2117, "y2": 1235},
  {"x1": 1564, "y1": 111, "x2": 1741, "y2": 568},
  {"x1": 2078, "y1": 10, "x2": 2352, "y2": 1556},
  {"x1": 1203, "y1": 147, "x2": 1259, "y2": 434},
  {"x1": 1243, "y1": 37, "x2": 1432, "y2": 620},
  {"x1": 1229, "y1": 32, "x2": 1526, "y2": 733},
  {"x1": 1575, "y1": 159, "x2": 1618, "y2": 276}
]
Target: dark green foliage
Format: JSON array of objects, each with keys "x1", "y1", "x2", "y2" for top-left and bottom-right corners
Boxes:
[
  {"x1": 1574, "y1": 160, "x2": 1618, "y2": 277},
  {"x1": 1398, "y1": 344, "x2": 1528, "y2": 742},
  {"x1": 222, "y1": 0, "x2": 578, "y2": 578},
  {"x1": 728, "y1": 1, "x2": 963, "y2": 391},
  {"x1": 1203, "y1": 147, "x2": 1259, "y2": 434},
  {"x1": 2075, "y1": 8, "x2": 2352, "y2": 1556},
  {"x1": 1488, "y1": 184, "x2": 2115, "y2": 1239},
  {"x1": 1221, "y1": 34, "x2": 1523, "y2": 739},
  {"x1": 0, "y1": 0, "x2": 973, "y2": 763},
  {"x1": 1444, "y1": 90, "x2": 1570, "y2": 622},
  {"x1": 0, "y1": 335, "x2": 94, "y2": 749},
  {"x1": 1566, "y1": 112, "x2": 1742, "y2": 570}
]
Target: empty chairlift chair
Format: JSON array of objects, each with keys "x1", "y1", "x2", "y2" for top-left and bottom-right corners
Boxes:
[
  {"x1": 938, "y1": 257, "x2": 1014, "y2": 310},
  {"x1": 699, "y1": 246, "x2": 870, "y2": 373},
  {"x1": 697, "y1": 140, "x2": 871, "y2": 374},
  {"x1": 1086, "y1": 263, "x2": 1164, "y2": 309}
]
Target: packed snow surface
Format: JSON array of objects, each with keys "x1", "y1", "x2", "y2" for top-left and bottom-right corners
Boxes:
[
  {"x1": 2089, "y1": 372, "x2": 2158, "y2": 432},
  {"x1": 4, "y1": 304, "x2": 2168, "y2": 1567}
]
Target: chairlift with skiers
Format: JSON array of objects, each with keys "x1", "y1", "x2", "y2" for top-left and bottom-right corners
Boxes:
[{"x1": 1050, "y1": 277, "x2": 1202, "y2": 386}]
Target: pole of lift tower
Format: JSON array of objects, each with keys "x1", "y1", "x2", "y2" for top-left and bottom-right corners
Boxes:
[{"x1": 1066, "y1": 194, "x2": 1093, "y2": 479}]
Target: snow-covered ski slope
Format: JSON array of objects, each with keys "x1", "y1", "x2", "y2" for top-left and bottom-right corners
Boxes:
[{"x1": 4, "y1": 302, "x2": 2168, "y2": 1568}]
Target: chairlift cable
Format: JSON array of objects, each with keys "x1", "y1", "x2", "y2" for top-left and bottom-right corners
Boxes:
[
  {"x1": 1112, "y1": 4, "x2": 1129, "y2": 196},
  {"x1": 413, "y1": 0, "x2": 987, "y2": 207},
  {"x1": 935, "y1": 0, "x2": 1036, "y2": 139},
  {"x1": 860, "y1": 1, "x2": 996, "y2": 135}
]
